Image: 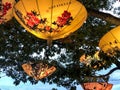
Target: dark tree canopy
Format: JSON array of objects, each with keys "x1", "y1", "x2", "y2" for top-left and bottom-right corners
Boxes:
[{"x1": 0, "y1": 0, "x2": 120, "y2": 90}]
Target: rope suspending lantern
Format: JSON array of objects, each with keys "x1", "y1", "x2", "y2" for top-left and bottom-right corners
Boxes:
[
  {"x1": 13, "y1": 0, "x2": 87, "y2": 46},
  {"x1": 0, "y1": 0, "x2": 15, "y2": 24},
  {"x1": 99, "y1": 26, "x2": 120, "y2": 57}
]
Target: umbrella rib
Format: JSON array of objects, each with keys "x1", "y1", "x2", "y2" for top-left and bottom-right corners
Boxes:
[
  {"x1": 50, "y1": 0, "x2": 54, "y2": 27},
  {"x1": 21, "y1": 0, "x2": 27, "y2": 13},
  {"x1": 36, "y1": 0, "x2": 42, "y2": 19},
  {"x1": 67, "y1": 0, "x2": 72, "y2": 11}
]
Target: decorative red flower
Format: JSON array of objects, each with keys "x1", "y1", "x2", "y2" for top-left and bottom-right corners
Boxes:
[
  {"x1": 32, "y1": 16, "x2": 40, "y2": 25},
  {"x1": 25, "y1": 12, "x2": 40, "y2": 28},
  {"x1": 26, "y1": 12, "x2": 34, "y2": 17},
  {"x1": 45, "y1": 26, "x2": 51, "y2": 31},
  {"x1": 0, "y1": 2, "x2": 12, "y2": 16},
  {"x1": 3, "y1": 2, "x2": 12, "y2": 11},
  {"x1": 56, "y1": 16, "x2": 67, "y2": 27},
  {"x1": 62, "y1": 11, "x2": 71, "y2": 20},
  {"x1": 26, "y1": 19, "x2": 35, "y2": 28}
]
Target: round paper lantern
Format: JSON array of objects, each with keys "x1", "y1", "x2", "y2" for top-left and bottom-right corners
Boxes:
[
  {"x1": 99, "y1": 26, "x2": 120, "y2": 56},
  {"x1": 81, "y1": 82, "x2": 113, "y2": 90},
  {"x1": 0, "y1": 0, "x2": 15, "y2": 24},
  {"x1": 13, "y1": 0, "x2": 87, "y2": 44},
  {"x1": 22, "y1": 62, "x2": 56, "y2": 80}
]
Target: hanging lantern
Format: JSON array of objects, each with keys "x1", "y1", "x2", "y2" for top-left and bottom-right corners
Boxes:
[
  {"x1": 0, "y1": 0, "x2": 15, "y2": 24},
  {"x1": 22, "y1": 62, "x2": 56, "y2": 80},
  {"x1": 79, "y1": 51, "x2": 100, "y2": 66},
  {"x1": 81, "y1": 82, "x2": 113, "y2": 90},
  {"x1": 99, "y1": 26, "x2": 120, "y2": 56},
  {"x1": 13, "y1": 0, "x2": 87, "y2": 44}
]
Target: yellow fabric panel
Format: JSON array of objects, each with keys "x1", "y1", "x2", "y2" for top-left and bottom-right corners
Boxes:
[
  {"x1": 13, "y1": 0, "x2": 87, "y2": 40},
  {"x1": 99, "y1": 26, "x2": 120, "y2": 54}
]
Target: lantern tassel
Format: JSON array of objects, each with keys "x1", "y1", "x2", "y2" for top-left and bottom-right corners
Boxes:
[{"x1": 47, "y1": 37, "x2": 53, "y2": 47}]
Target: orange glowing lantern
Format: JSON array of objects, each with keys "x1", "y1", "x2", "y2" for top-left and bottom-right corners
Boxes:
[
  {"x1": 81, "y1": 82, "x2": 113, "y2": 90},
  {"x1": 99, "y1": 26, "x2": 120, "y2": 56},
  {"x1": 0, "y1": 0, "x2": 15, "y2": 24},
  {"x1": 13, "y1": 0, "x2": 87, "y2": 44},
  {"x1": 22, "y1": 62, "x2": 56, "y2": 80},
  {"x1": 79, "y1": 51, "x2": 100, "y2": 66}
]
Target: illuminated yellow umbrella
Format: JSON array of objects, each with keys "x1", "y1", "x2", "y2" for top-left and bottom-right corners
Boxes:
[
  {"x1": 0, "y1": 0, "x2": 15, "y2": 24},
  {"x1": 13, "y1": 0, "x2": 87, "y2": 44},
  {"x1": 22, "y1": 62, "x2": 56, "y2": 80},
  {"x1": 81, "y1": 82, "x2": 113, "y2": 90},
  {"x1": 99, "y1": 26, "x2": 120, "y2": 56}
]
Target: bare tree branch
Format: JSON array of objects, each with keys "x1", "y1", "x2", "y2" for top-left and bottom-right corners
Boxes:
[
  {"x1": 87, "y1": 67, "x2": 120, "y2": 78},
  {"x1": 87, "y1": 8, "x2": 120, "y2": 25}
]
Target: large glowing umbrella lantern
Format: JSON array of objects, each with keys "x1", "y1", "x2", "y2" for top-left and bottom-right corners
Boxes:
[
  {"x1": 13, "y1": 0, "x2": 87, "y2": 44},
  {"x1": 99, "y1": 26, "x2": 120, "y2": 56}
]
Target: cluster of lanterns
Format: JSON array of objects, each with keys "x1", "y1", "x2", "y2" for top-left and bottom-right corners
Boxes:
[
  {"x1": 2, "y1": 0, "x2": 120, "y2": 89},
  {"x1": 1, "y1": 0, "x2": 88, "y2": 81}
]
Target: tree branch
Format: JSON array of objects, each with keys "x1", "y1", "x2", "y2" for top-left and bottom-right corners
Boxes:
[
  {"x1": 87, "y1": 67, "x2": 120, "y2": 78},
  {"x1": 87, "y1": 8, "x2": 120, "y2": 25}
]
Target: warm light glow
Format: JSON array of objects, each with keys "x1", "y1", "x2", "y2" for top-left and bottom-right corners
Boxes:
[
  {"x1": 13, "y1": 0, "x2": 87, "y2": 43},
  {"x1": 99, "y1": 26, "x2": 120, "y2": 56}
]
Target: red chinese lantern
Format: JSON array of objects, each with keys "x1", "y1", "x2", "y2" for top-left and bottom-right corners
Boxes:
[
  {"x1": 22, "y1": 62, "x2": 56, "y2": 80},
  {"x1": 99, "y1": 26, "x2": 120, "y2": 56},
  {"x1": 13, "y1": 0, "x2": 87, "y2": 44},
  {"x1": 81, "y1": 82, "x2": 113, "y2": 90},
  {"x1": 0, "y1": 0, "x2": 15, "y2": 24}
]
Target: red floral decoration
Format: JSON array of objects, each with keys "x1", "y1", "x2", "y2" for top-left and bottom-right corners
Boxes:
[
  {"x1": 0, "y1": 2, "x2": 12, "y2": 17},
  {"x1": 24, "y1": 10, "x2": 72, "y2": 32},
  {"x1": 0, "y1": 2, "x2": 12, "y2": 23},
  {"x1": 55, "y1": 10, "x2": 72, "y2": 27},
  {"x1": 56, "y1": 16, "x2": 67, "y2": 27},
  {"x1": 25, "y1": 12, "x2": 40, "y2": 28}
]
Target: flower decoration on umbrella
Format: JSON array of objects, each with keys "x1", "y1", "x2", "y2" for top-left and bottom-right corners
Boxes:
[
  {"x1": 22, "y1": 62, "x2": 56, "y2": 80},
  {"x1": 23, "y1": 10, "x2": 73, "y2": 32},
  {"x1": 0, "y1": 0, "x2": 15, "y2": 24},
  {"x1": 13, "y1": 0, "x2": 87, "y2": 45}
]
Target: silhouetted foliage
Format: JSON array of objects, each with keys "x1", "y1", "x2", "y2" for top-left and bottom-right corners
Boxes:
[{"x1": 0, "y1": 0, "x2": 120, "y2": 90}]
